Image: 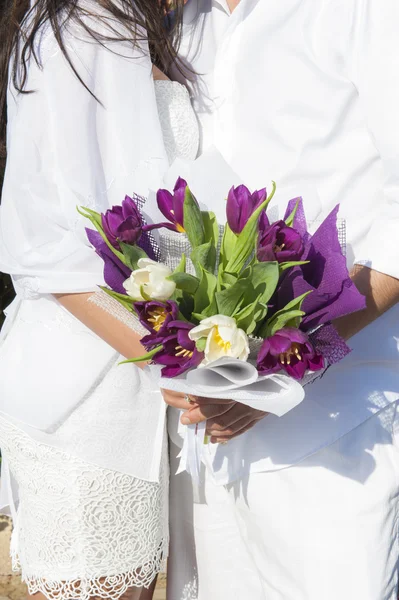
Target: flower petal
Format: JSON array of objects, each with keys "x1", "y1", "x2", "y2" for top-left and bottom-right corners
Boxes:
[{"x1": 157, "y1": 189, "x2": 175, "y2": 222}]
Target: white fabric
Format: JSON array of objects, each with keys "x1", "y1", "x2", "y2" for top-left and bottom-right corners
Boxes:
[
  {"x1": 1, "y1": 15, "x2": 169, "y2": 295},
  {"x1": 168, "y1": 403, "x2": 399, "y2": 600},
  {"x1": 0, "y1": 0, "x2": 198, "y2": 550},
  {"x1": 0, "y1": 416, "x2": 169, "y2": 598},
  {"x1": 167, "y1": 0, "x2": 399, "y2": 482},
  {"x1": 177, "y1": 0, "x2": 399, "y2": 280},
  {"x1": 155, "y1": 80, "x2": 199, "y2": 164}
]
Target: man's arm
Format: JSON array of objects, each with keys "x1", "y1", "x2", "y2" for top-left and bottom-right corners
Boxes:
[{"x1": 334, "y1": 266, "x2": 399, "y2": 341}]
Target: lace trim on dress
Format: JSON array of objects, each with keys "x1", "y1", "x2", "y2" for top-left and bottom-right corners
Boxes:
[
  {"x1": 0, "y1": 417, "x2": 169, "y2": 600},
  {"x1": 11, "y1": 555, "x2": 167, "y2": 599}
]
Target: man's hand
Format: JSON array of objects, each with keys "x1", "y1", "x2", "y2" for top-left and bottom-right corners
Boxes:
[{"x1": 180, "y1": 397, "x2": 268, "y2": 444}]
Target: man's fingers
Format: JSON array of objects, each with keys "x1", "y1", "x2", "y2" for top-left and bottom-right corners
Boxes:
[
  {"x1": 207, "y1": 405, "x2": 266, "y2": 433},
  {"x1": 181, "y1": 402, "x2": 233, "y2": 425},
  {"x1": 206, "y1": 404, "x2": 256, "y2": 433},
  {"x1": 194, "y1": 396, "x2": 235, "y2": 406},
  {"x1": 208, "y1": 414, "x2": 255, "y2": 438},
  {"x1": 210, "y1": 420, "x2": 259, "y2": 444}
]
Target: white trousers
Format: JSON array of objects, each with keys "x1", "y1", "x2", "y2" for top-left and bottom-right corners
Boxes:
[{"x1": 168, "y1": 403, "x2": 399, "y2": 600}]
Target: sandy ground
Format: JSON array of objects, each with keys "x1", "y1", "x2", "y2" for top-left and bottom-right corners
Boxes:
[{"x1": 0, "y1": 516, "x2": 166, "y2": 600}]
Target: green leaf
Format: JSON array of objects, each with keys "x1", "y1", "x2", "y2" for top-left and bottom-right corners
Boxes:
[
  {"x1": 140, "y1": 285, "x2": 151, "y2": 301},
  {"x1": 195, "y1": 338, "x2": 207, "y2": 352},
  {"x1": 99, "y1": 286, "x2": 134, "y2": 312},
  {"x1": 202, "y1": 211, "x2": 219, "y2": 248},
  {"x1": 226, "y1": 181, "x2": 277, "y2": 274},
  {"x1": 258, "y1": 291, "x2": 312, "y2": 337},
  {"x1": 191, "y1": 241, "x2": 216, "y2": 277},
  {"x1": 167, "y1": 272, "x2": 199, "y2": 294},
  {"x1": 119, "y1": 242, "x2": 148, "y2": 271},
  {"x1": 183, "y1": 186, "x2": 205, "y2": 248},
  {"x1": 285, "y1": 198, "x2": 300, "y2": 227},
  {"x1": 194, "y1": 267, "x2": 217, "y2": 314},
  {"x1": 219, "y1": 224, "x2": 237, "y2": 270},
  {"x1": 263, "y1": 309, "x2": 305, "y2": 336},
  {"x1": 77, "y1": 205, "x2": 102, "y2": 227},
  {"x1": 191, "y1": 312, "x2": 208, "y2": 322},
  {"x1": 174, "y1": 254, "x2": 187, "y2": 274},
  {"x1": 233, "y1": 263, "x2": 278, "y2": 334},
  {"x1": 279, "y1": 260, "x2": 310, "y2": 272},
  {"x1": 119, "y1": 345, "x2": 163, "y2": 365},
  {"x1": 250, "y1": 262, "x2": 279, "y2": 305},
  {"x1": 275, "y1": 291, "x2": 312, "y2": 314},
  {"x1": 234, "y1": 293, "x2": 262, "y2": 334},
  {"x1": 179, "y1": 292, "x2": 195, "y2": 321},
  {"x1": 217, "y1": 268, "x2": 237, "y2": 291},
  {"x1": 201, "y1": 293, "x2": 218, "y2": 318},
  {"x1": 215, "y1": 278, "x2": 249, "y2": 317}
]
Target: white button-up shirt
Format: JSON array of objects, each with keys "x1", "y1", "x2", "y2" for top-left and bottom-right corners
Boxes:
[{"x1": 173, "y1": 0, "x2": 399, "y2": 483}]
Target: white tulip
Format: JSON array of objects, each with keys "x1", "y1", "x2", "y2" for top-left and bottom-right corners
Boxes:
[
  {"x1": 189, "y1": 314, "x2": 249, "y2": 364},
  {"x1": 123, "y1": 258, "x2": 176, "y2": 301}
]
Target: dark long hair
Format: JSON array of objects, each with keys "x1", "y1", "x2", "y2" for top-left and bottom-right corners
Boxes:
[{"x1": 0, "y1": 0, "x2": 185, "y2": 189}]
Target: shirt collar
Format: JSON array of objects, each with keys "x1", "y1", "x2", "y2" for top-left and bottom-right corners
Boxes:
[{"x1": 213, "y1": 0, "x2": 231, "y2": 14}]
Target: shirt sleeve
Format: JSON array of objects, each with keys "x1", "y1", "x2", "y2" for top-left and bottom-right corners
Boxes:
[
  {"x1": 349, "y1": 0, "x2": 399, "y2": 279},
  {"x1": 0, "y1": 18, "x2": 167, "y2": 295}
]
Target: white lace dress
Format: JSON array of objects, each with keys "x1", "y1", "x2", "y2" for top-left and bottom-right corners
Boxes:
[{"x1": 0, "y1": 76, "x2": 198, "y2": 599}]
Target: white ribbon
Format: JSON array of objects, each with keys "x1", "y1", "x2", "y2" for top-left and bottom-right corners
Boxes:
[{"x1": 176, "y1": 421, "x2": 207, "y2": 483}]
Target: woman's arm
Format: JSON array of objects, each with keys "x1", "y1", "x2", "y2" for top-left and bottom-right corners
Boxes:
[{"x1": 54, "y1": 292, "x2": 147, "y2": 363}]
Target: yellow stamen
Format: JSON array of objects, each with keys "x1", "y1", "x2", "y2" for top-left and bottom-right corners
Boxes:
[
  {"x1": 147, "y1": 307, "x2": 168, "y2": 332},
  {"x1": 214, "y1": 327, "x2": 232, "y2": 353},
  {"x1": 280, "y1": 343, "x2": 303, "y2": 365},
  {"x1": 175, "y1": 345, "x2": 193, "y2": 359},
  {"x1": 294, "y1": 347, "x2": 302, "y2": 360}
]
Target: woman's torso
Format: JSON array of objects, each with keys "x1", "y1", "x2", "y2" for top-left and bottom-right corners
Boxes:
[{"x1": 0, "y1": 24, "x2": 199, "y2": 477}]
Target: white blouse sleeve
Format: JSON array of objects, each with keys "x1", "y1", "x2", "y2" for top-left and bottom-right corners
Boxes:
[
  {"x1": 347, "y1": 0, "x2": 399, "y2": 279},
  {"x1": 0, "y1": 19, "x2": 168, "y2": 295}
]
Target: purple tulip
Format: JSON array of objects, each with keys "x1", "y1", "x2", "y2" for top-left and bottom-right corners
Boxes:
[
  {"x1": 257, "y1": 327, "x2": 324, "y2": 380},
  {"x1": 134, "y1": 300, "x2": 179, "y2": 335},
  {"x1": 257, "y1": 214, "x2": 304, "y2": 263},
  {"x1": 146, "y1": 320, "x2": 204, "y2": 377},
  {"x1": 226, "y1": 185, "x2": 267, "y2": 234},
  {"x1": 145, "y1": 177, "x2": 191, "y2": 233},
  {"x1": 101, "y1": 195, "x2": 143, "y2": 248},
  {"x1": 86, "y1": 228, "x2": 132, "y2": 295}
]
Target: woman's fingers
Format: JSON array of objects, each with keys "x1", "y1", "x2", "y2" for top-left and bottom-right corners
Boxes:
[{"x1": 161, "y1": 389, "x2": 198, "y2": 411}]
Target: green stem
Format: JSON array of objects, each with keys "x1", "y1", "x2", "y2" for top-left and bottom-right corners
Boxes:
[{"x1": 118, "y1": 345, "x2": 163, "y2": 365}]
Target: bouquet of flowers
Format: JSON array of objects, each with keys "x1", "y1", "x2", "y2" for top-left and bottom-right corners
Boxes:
[{"x1": 79, "y1": 177, "x2": 365, "y2": 474}]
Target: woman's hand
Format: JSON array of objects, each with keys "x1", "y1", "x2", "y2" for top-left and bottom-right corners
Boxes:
[{"x1": 161, "y1": 389, "x2": 198, "y2": 411}]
